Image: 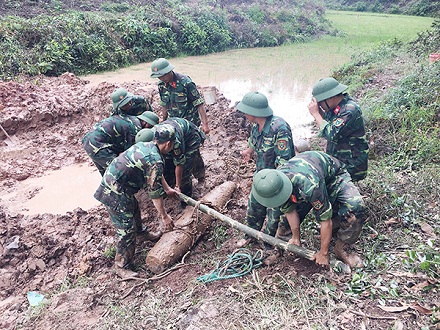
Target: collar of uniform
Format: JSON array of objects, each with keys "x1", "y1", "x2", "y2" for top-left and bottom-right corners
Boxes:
[{"x1": 261, "y1": 115, "x2": 274, "y2": 134}]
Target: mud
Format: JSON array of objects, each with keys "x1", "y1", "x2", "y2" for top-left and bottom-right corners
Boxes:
[{"x1": 0, "y1": 73, "x2": 263, "y2": 329}]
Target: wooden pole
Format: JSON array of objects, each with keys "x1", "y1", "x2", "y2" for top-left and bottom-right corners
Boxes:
[{"x1": 178, "y1": 192, "x2": 351, "y2": 274}]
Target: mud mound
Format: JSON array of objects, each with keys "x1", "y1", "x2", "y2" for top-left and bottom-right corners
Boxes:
[{"x1": 0, "y1": 73, "x2": 257, "y2": 329}]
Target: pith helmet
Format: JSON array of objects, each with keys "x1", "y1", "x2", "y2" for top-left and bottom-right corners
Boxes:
[
  {"x1": 137, "y1": 111, "x2": 159, "y2": 126},
  {"x1": 312, "y1": 77, "x2": 347, "y2": 102},
  {"x1": 236, "y1": 92, "x2": 273, "y2": 117},
  {"x1": 135, "y1": 128, "x2": 155, "y2": 143},
  {"x1": 154, "y1": 124, "x2": 176, "y2": 143},
  {"x1": 111, "y1": 88, "x2": 133, "y2": 110},
  {"x1": 150, "y1": 58, "x2": 175, "y2": 78},
  {"x1": 251, "y1": 169, "x2": 292, "y2": 208}
]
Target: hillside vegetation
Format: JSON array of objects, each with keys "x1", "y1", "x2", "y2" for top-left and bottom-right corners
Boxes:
[
  {"x1": 323, "y1": 0, "x2": 440, "y2": 17},
  {"x1": 0, "y1": 0, "x2": 334, "y2": 79}
]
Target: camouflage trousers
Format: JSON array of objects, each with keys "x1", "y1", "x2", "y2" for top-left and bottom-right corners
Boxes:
[
  {"x1": 164, "y1": 149, "x2": 205, "y2": 197},
  {"x1": 83, "y1": 146, "x2": 118, "y2": 176},
  {"x1": 246, "y1": 193, "x2": 288, "y2": 237},
  {"x1": 105, "y1": 195, "x2": 143, "y2": 268},
  {"x1": 298, "y1": 173, "x2": 366, "y2": 245}
]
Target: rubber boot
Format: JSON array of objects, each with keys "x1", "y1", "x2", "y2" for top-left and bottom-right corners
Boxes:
[{"x1": 114, "y1": 245, "x2": 138, "y2": 278}]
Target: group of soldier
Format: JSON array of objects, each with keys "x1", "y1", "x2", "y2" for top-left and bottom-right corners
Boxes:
[{"x1": 82, "y1": 57, "x2": 369, "y2": 277}]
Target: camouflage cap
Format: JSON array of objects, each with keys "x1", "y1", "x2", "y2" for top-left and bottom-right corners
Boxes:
[{"x1": 154, "y1": 124, "x2": 176, "y2": 143}]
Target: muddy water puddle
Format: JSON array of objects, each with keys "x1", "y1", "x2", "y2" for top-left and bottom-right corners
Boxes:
[
  {"x1": 0, "y1": 164, "x2": 101, "y2": 215},
  {"x1": 81, "y1": 45, "x2": 347, "y2": 140}
]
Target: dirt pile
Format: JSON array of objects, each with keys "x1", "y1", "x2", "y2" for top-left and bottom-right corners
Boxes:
[{"x1": 0, "y1": 73, "x2": 259, "y2": 329}]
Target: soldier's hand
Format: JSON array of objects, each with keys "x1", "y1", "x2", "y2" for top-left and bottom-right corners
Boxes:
[
  {"x1": 165, "y1": 187, "x2": 179, "y2": 199},
  {"x1": 312, "y1": 251, "x2": 330, "y2": 267},
  {"x1": 201, "y1": 123, "x2": 210, "y2": 135},
  {"x1": 160, "y1": 214, "x2": 174, "y2": 233},
  {"x1": 240, "y1": 148, "x2": 253, "y2": 162}
]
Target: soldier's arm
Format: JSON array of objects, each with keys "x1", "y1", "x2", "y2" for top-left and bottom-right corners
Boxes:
[
  {"x1": 308, "y1": 97, "x2": 324, "y2": 127},
  {"x1": 174, "y1": 164, "x2": 183, "y2": 192},
  {"x1": 197, "y1": 103, "x2": 210, "y2": 134},
  {"x1": 274, "y1": 128, "x2": 295, "y2": 167},
  {"x1": 313, "y1": 219, "x2": 332, "y2": 266},
  {"x1": 286, "y1": 209, "x2": 301, "y2": 246},
  {"x1": 151, "y1": 197, "x2": 173, "y2": 232},
  {"x1": 319, "y1": 105, "x2": 360, "y2": 142}
]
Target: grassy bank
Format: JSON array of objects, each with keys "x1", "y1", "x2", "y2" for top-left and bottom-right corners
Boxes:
[{"x1": 0, "y1": 0, "x2": 333, "y2": 80}]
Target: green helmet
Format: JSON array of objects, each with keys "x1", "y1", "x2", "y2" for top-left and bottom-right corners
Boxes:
[
  {"x1": 150, "y1": 58, "x2": 175, "y2": 78},
  {"x1": 137, "y1": 111, "x2": 159, "y2": 126},
  {"x1": 135, "y1": 128, "x2": 156, "y2": 143},
  {"x1": 111, "y1": 88, "x2": 133, "y2": 110},
  {"x1": 154, "y1": 124, "x2": 176, "y2": 143},
  {"x1": 236, "y1": 92, "x2": 273, "y2": 117},
  {"x1": 312, "y1": 77, "x2": 347, "y2": 102},
  {"x1": 251, "y1": 169, "x2": 292, "y2": 208}
]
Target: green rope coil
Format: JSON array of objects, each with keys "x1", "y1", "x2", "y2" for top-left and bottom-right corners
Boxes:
[{"x1": 196, "y1": 248, "x2": 264, "y2": 283}]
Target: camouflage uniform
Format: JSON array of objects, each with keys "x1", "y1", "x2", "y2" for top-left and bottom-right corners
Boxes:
[
  {"x1": 319, "y1": 95, "x2": 369, "y2": 181},
  {"x1": 111, "y1": 95, "x2": 153, "y2": 116},
  {"x1": 158, "y1": 72, "x2": 205, "y2": 126},
  {"x1": 246, "y1": 115, "x2": 295, "y2": 237},
  {"x1": 278, "y1": 151, "x2": 366, "y2": 244},
  {"x1": 159, "y1": 118, "x2": 204, "y2": 198},
  {"x1": 93, "y1": 141, "x2": 166, "y2": 268},
  {"x1": 82, "y1": 115, "x2": 142, "y2": 176}
]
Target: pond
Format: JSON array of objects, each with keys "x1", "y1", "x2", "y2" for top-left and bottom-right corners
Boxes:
[{"x1": 81, "y1": 11, "x2": 434, "y2": 139}]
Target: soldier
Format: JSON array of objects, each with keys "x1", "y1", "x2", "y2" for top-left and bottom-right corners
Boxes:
[
  {"x1": 235, "y1": 92, "x2": 295, "y2": 249},
  {"x1": 82, "y1": 111, "x2": 159, "y2": 176},
  {"x1": 150, "y1": 58, "x2": 210, "y2": 135},
  {"x1": 251, "y1": 151, "x2": 366, "y2": 268},
  {"x1": 308, "y1": 77, "x2": 369, "y2": 181},
  {"x1": 94, "y1": 124, "x2": 178, "y2": 277},
  {"x1": 155, "y1": 117, "x2": 205, "y2": 206},
  {"x1": 111, "y1": 87, "x2": 154, "y2": 116}
]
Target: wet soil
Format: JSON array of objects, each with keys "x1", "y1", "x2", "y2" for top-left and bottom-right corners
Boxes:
[
  {"x1": 0, "y1": 74, "x2": 432, "y2": 330},
  {"x1": 0, "y1": 73, "x2": 264, "y2": 329}
]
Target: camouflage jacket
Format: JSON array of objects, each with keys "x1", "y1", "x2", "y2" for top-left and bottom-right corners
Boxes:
[
  {"x1": 82, "y1": 115, "x2": 142, "y2": 155},
  {"x1": 249, "y1": 115, "x2": 295, "y2": 172},
  {"x1": 158, "y1": 72, "x2": 204, "y2": 126},
  {"x1": 159, "y1": 117, "x2": 204, "y2": 166},
  {"x1": 318, "y1": 95, "x2": 369, "y2": 181},
  {"x1": 94, "y1": 142, "x2": 165, "y2": 209},
  {"x1": 111, "y1": 95, "x2": 153, "y2": 116},
  {"x1": 278, "y1": 151, "x2": 349, "y2": 222}
]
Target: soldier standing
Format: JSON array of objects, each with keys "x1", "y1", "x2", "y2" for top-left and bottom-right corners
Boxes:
[
  {"x1": 149, "y1": 58, "x2": 210, "y2": 134},
  {"x1": 94, "y1": 124, "x2": 178, "y2": 278},
  {"x1": 150, "y1": 58, "x2": 209, "y2": 183},
  {"x1": 251, "y1": 151, "x2": 366, "y2": 268},
  {"x1": 308, "y1": 77, "x2": 369, "y2": 181},
  {"x1": 235, "y1": 92, "x2": 295, "y2": 250}
]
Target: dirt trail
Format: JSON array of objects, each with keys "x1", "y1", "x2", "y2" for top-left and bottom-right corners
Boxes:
[{"x1": 0, "y1": 73, "x2": 276, "y2": 329}]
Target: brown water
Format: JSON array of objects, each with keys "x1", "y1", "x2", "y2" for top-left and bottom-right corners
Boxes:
[
  {"x1": 82, "y1": 44, "x2": 351, "y2": 140},
  {"x1": 0, "y1": 164, "x2": 101, "y2": 215}
]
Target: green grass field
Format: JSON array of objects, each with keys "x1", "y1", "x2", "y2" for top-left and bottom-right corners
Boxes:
[{"x1": 325, "y1": 10, "x2": 434, "y2": 44}]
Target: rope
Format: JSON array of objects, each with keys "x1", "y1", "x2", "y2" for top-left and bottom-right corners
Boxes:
[
  {"x1": 196, "y1": 248, "x2": 264, "y2": 283},
  {"x1": 173, "y1": 200, "x2": 203, "y2": 246}
]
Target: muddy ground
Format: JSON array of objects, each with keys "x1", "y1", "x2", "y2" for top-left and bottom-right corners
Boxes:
[{"x1": 0, "y1": 73, "x2": 432, "y2": 330}]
